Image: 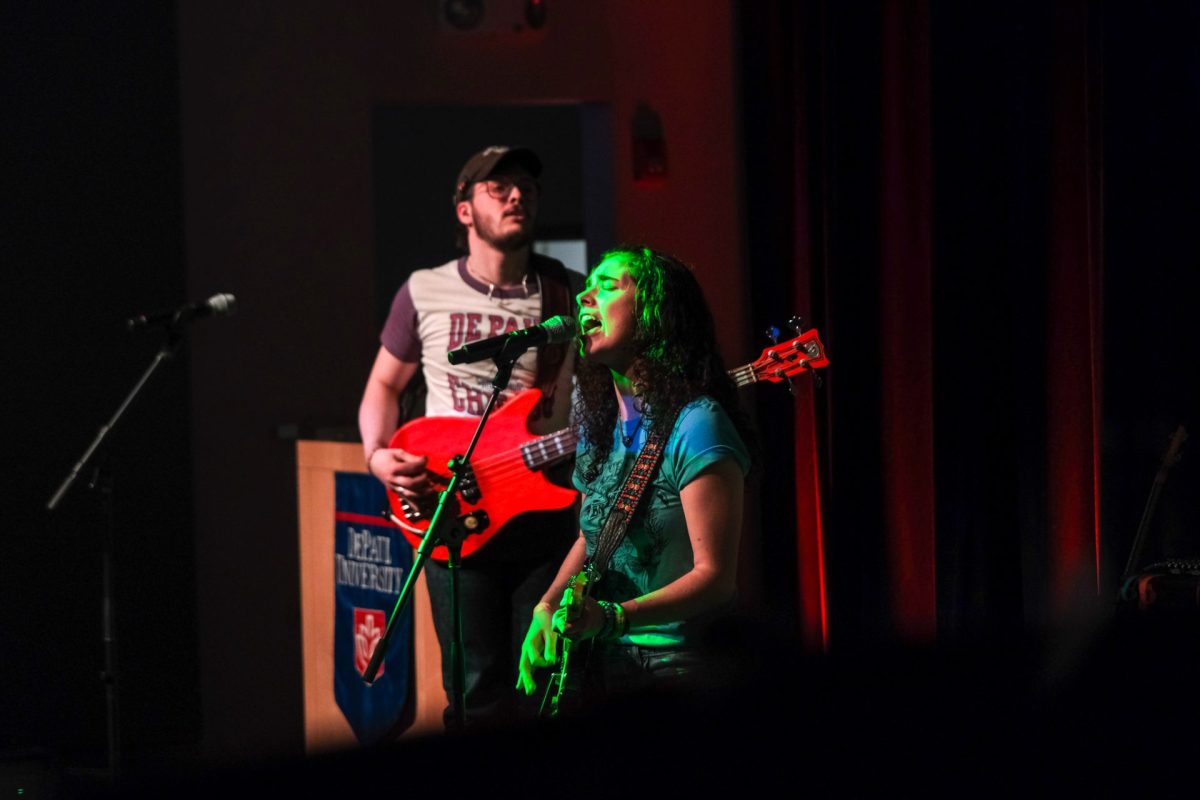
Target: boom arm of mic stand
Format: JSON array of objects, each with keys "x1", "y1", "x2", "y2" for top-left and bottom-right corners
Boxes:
[{"x1": 47, "y1": 334, "x2": 182, "y2": 511}]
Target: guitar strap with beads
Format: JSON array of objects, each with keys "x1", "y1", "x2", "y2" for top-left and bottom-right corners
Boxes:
[
  {"x1": 543, "y1": 414, "x2": 677, "y2": 718},
  {"x1": 584, "y1": 409, "x2": 679, "y2": 584}
]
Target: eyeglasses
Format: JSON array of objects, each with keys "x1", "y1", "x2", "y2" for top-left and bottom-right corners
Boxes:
[{"x1": 477, "y1": 176, "x2": 539, "y2": 200}]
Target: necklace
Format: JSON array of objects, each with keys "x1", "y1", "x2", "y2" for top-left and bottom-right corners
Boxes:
[
  {"x1": 465, "y1": 258, "x2": 538, "y2": 300},
  {"x1": 620, "y1": 415, "x2": 644, "y2": 448}
]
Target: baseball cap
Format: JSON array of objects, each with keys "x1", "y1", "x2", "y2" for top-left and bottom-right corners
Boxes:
[{"x1": 453, "y1": 145, "x2": 543, "y2": 203}]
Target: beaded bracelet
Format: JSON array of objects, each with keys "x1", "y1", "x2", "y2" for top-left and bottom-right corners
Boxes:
[
  {"x1": 366, "y1": 446, "x2": 384, "y2": 472},
  {"x1": 597, "y1": 600, "x2": 616, "y2": 639},
  {"x1": 596, "y1": 601, "x2": 631, "y2": 640}
]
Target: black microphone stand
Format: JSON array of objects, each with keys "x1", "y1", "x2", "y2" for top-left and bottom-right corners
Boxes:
[
  {"x1": 362, "y1": 341, "x2": 526, "y2": 732},
  {"x1": 45, "y1": 323, "x2": 188, "y2": 782},
  {"x1": 1118, "y1": 424, "x2": 1189, "y2": 602}
]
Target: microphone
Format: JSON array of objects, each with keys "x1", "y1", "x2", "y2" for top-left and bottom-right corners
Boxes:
[
  {"x1": 446, "y1": 315, "x2": 578, "y2": 365},
  {"x1": 127, "y1": 293, "x2": 238, "y2": 330}
]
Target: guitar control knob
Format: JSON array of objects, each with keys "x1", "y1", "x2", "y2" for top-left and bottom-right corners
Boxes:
[{"x1": 461, "y1": 510, "x2": 489, "y2": 532}]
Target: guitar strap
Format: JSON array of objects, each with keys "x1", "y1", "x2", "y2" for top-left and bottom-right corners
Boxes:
[{"x1": 585, "y1": 410, "x2": 679, "y2": 583}]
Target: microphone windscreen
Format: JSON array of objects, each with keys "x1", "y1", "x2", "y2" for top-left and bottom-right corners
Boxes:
[
  {"x1": 543, "y1": 314, "x2": 578, "y2": 343},
  {"x1": 208, "y1": 293, "x2": 238, "y2": 317}
]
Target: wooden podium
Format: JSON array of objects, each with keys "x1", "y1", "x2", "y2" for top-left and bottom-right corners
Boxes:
[{"x1": 295, "y1": 440, "x2": 446, "y2": 752}]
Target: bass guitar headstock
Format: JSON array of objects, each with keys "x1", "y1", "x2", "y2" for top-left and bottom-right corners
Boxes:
[{"x1": 734, "y1": 316, "x2": 829, "y2": 393}]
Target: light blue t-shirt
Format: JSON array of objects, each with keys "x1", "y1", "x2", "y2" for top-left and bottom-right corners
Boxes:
[{"x1": 572, "y1": 397, "x2": 750, "y2": 647}]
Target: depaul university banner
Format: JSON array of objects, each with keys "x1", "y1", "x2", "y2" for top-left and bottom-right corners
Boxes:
[{"x1": 333, "y1": 472, "x2": 414, "y2": 743}]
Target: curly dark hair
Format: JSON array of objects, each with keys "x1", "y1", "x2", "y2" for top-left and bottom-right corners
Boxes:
[{"x1": 574, "y1": 245, "x2": 758, "y2": 483}]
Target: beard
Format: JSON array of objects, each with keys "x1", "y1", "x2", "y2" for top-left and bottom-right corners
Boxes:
[{"x1": 473, "y1": 207, "x2": 535, "y2": 252}]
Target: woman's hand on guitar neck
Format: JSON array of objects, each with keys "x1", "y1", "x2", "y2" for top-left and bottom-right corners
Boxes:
[
  {"x1": 516, "y1": 602, "x2": 560, "y2": 696},
  {"x1": 553, "y1": 596, "x2": 605, "y2": 642},
  {"x1": 367, "y1": 446, "x2": 432, "y2": 497}
]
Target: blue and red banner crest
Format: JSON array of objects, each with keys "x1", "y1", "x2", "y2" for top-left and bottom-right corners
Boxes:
[{"x1": 333, "y1": 472, "x2": 414, "y2": 743}]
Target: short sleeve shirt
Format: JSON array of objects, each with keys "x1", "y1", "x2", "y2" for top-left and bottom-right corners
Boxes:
[{"x1": 572, "y1": 397, "x2": 750, "y2": 648}]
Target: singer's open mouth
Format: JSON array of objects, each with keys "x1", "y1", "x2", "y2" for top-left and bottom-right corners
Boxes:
[{"x1": 580, "y1": 317, "x2": 602, "y2": 334}]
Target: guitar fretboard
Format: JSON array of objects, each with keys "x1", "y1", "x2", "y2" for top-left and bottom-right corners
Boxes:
[
  {"x1": 518, "y1": 335, "x2": 826, "y2": 470},
  {"x1": 520, "y1": 429, "x2": 578, "y2": 469},
  {"x1": 520, "y1": 364, "x2": 753, "y2": 470},
  {"x1": 730, "y1": 365, "x2": 757, "y2": 387}
]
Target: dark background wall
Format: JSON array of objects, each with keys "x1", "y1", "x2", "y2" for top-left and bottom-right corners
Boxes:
[
  {"x1": 2, "y1": 2, "x2": 198, "y2": 777},
  {"x1": 1101, "y1": 1, "x2": 1200, "y2": 567},
  {"x1": 4, "y1": 0, "x2": 1200, "y2": 791}
]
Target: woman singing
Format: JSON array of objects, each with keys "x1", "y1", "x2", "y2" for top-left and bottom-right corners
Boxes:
[{"x1": 517, "y1": 245, "x2": 755, "y2": 707}]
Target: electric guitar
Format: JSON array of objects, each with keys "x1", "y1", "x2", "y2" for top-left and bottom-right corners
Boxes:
[
  {"x1": 540, "y1": 566, "x2": 591, "y2": 719},
  {"x1": 384, "y1": 327, "x2": 829, "y2": 561}
]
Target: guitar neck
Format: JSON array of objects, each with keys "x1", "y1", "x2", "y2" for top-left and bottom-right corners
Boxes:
[
  {"x1": 729, "y1": 362, "x2": 757, "y2": 388},
  {"x1": 521, "y1": 428, "x2": 579, "y2": 470},
  {"x1": 522, "y1": 335, "x2": 826, "y2": 469},
  {"x1": 524, "y1": 362, "x2": 761, "y2": 469}
]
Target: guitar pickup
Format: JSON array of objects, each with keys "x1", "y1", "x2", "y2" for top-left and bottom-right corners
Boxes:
[
  {"x1": 456, "y1": 462, "x2": 481, "y2": 503},
  {"x1": 398, "y1": 495, "x2": 430, "y2": 522}
]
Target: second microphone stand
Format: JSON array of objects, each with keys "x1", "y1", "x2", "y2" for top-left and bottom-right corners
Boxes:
[
  {"x1": 45, "y1": 323, "x2": 189, "y2": 782},
  {"x1": 362, "y1": 341, "x2": 526, "y2": 732}
]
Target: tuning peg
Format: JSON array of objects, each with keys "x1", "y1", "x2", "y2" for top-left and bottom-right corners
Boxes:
[
  {"x1": 788, "y1": 315, "x2": 805, "y2": 334},
  {"x1": 762, "y1": 323, "x2": 797, "y2": 396}
]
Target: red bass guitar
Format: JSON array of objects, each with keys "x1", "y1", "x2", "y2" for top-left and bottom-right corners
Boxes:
[{"x1": 385, "y1": 328, "x2": 829, "y2": 561}]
